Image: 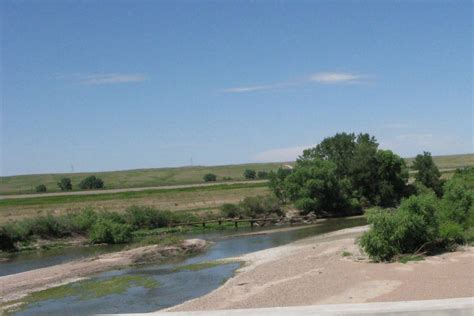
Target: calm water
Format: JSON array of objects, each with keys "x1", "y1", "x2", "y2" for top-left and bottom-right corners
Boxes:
[{"x1": 10, "y1": 216, "x2": 366, "y2": 315}]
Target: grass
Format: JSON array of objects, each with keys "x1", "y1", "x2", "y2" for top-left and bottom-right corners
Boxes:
[
  {"x1": 0, "y1": 182, "x2": 270, "y2": 224},
  {"x1": 397, "y1": 254, "x2": 425, "y2": 264},
  {"x1": 2, "y1": 275, "x2": 159, "y2": 315},
  {"x1": 341, "y1": 251, "x2": 352, "y2": 257},
  {"x1": 0, "y1": 162, "x2": 290, "y2": 195},
  {"x1": 173, "y1": 260, "x2": 243, "y2": 272}
]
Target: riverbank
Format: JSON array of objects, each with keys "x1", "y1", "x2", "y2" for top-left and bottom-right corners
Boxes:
[
  {"x1": 168, "y1": 226, "x2": 474, "y2": 311},
  {"x1": 0, "y1": 238, "x2": 206, "y2": 307}
]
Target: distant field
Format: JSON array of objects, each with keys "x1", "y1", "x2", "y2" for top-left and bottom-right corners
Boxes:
[
  {"x1": 0, "y1": 182, "x2": 270, "y2": 224},
  {"x1": 0, "y1": 162, "x2": 291, "y2": 195},
  {"x1": 1, "y1": 154, "x2": 473, "y2": 196}
]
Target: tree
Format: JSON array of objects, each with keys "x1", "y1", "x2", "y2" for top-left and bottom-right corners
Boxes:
[
  {"x1": 244, "y1": 169, "x2": 256, "y2": 179},
  {"x1": 269, "y1": 168, "x2": 293, "y2": 202},
  {"x1": 79, "y1": 176, "x2": 104, "y2": 190},
  {"x1": 36, "y1": 184, "x2": 47, "y2": 193},
  {"x1": 57, "y1": 178, "x2": 72, "y2": 191},
  {"x1": 203, "y1": 173, "x2": 217, "y2": 182},
  {"x1": 257, "y1": 171, "x2": 269, "y2": 179},
  {"x1": 412, "y1": 152, "x2": 443, "y2": 196},
  {"x1": 284, "y1": 159, "x2": 358, "y2": 216}
]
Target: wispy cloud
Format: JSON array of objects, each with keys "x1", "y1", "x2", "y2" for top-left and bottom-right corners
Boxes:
[
  {"x1": 309, "y1": 72, "x2": 362, "y2": 84},
  {"x1": 255, "y1": 144, "x2": 315, "y2": 162},
  {"x1": 223, "y1": 71, "x2": 366, "y2": 93},
  {"x1": 57, "y1": 73, "x2": 148, "y2": 85}
]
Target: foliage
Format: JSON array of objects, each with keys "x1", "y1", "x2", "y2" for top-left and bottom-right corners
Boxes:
[
  {"x1": 35, "y1": 184, "x2": 47, "y2": 193},
  {"x1": 257, "y1": 171, "x2": 269, "y2": 179},
  {"x1": 360, "y1": 171, "x2": 474, "y2": 261},
  {"x1": 79, "y1": 175, "x2": 104, "y2": 190},
  {"x1": 203, "y1": 173, "x2": 217, "y2": 182},
  {"x1": 221, "y1": 203, "x2": 243, "y2": 218},
  {"x1": 57, "y1": 178, "x2": 72, "y2": 191},
  {"x1": 240, "y1": 195, "x2": 283, "y2": 218},
  {"x1": 272, "y1": 133, "x2": 408, "y2": 216},
  {"x1": 268, "y1": 168, "x2": 293, "y2": 202},
  {"x1": 0, "y1": 227, "x2": 16, "y2": 251},
  {"x1": 243, "y1": 169, "x2": 257, "y2": 179},
  {"x1": 412, "y1": 152, "x2": 444, "y2": 196},
  {"x1": 89, "y1": 218, "x2": 132, "y2": 244}
]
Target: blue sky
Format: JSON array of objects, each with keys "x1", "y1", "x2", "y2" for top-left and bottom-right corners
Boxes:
[{"x1": 1, "y1": 1, "x2": 472, "y2": 176}]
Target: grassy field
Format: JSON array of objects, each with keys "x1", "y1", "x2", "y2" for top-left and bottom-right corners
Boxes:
[
  {"x1": 2, "y1": 153, "x2": 472, "y2": 196},
  {"x1": 0, "y1": 162, "x2": 291, "y2": 195},
  {"x1": 0, "y1": 182, "x2": 270, "y2": 224}
]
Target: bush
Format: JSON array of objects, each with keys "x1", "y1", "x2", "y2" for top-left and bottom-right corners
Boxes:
[
  {"x1": 257, "y1": 171, "x2": 269, "y2": 179},
  {"x1": 222, "y1": 176, "x2": 232, "y2": 181},
  {"x1": 359, "y1": 193, "x2": 440, "y2": 262},
  {"x1": 36, "y1": 184, "x2": 47, "y2": 193},
  {"x1": 412, "y1": 152, "x2": 443, "y2": 196},
  {"x1": 240, "y1": 195, "x2": 283, "y2": 218},
  {"x1": 79, "y1": 175, "x2": 104, "y2": 190},
  {"x1": 69, "y1": 208, "x2": 98, "y2": 233},
  {"x1": 203, "y1": 173, "x2": 217, "y2": 182},
  {"x1": 89, "y1": 218, "x2": 132, "y2": 244},
  {"x1": 0, "y1": 227, "x2": 17, "y2": 251},
  {"x1": 57, "y1": 178, "x2": 72, "y2": 191},
  {"x1": 221, "y1": 203, "x2": 243, "y2": 218},
  {"x1": 244, "y1": 169, "x2": 256, "y2": 179}
]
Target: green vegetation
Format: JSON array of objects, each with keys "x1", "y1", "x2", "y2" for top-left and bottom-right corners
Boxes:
[
  {"x1": 341, "y1": 251, "x2": 352, "y2": 257},
  {"x1": 219, "y1": 195, "x2": 283, "y2": 219},
  {"x1": 270, "y1": 133, "x2": 408, "y2": 216},
  {"x1": 0, "y1": 194, "x2": 282, "y2": 251},
  {"x1": 203, "y1": 173, "x2": 217, "y2": 182},
  {"x1": 35, "y1": 184, "x2": 47, "y2": 193},
  {"x1": 173, "y1": 260, "x2": 243, "y2": 272},
  {"x1": 359, "y1": 168, "x2": 474, "y2": 262},
  {"x1": 244, "y1": 169, "x2": 257, "y2": 179},
  {"x1": 78, "y1": 175, "x2": 104, "y2": 190},
  {"x1": 397, "y1": 254, "x2": 425, "y2": 264},
  {"x1": 257, "y1": 171, "x2": 269, "y2": 179},
  {"x1": 412, "y1": 152, "x2": 444, "y2": 196},
  {"x1": 57, "y1": 177, "x2": 72, "y2": 191},
  {"x1": 0, "y1": 162, "x2": 288, "y2": 195},
  {"x1": 4, "y1": 275, "x2": 159, "y2": 313}
]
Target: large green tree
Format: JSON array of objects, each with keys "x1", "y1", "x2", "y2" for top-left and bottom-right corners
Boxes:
[{"x1": 412, "y1": 152, "x2": 443, "y2": 196}]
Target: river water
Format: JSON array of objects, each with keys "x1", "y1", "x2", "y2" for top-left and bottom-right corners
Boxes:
[{"x1": 6, "y1": 216, "x2": 366, "y2": 315}]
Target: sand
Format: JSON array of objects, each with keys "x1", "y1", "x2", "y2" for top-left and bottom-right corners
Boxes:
[{"x1": 168, "y1": 227, "x2": 474, "y2": 311}]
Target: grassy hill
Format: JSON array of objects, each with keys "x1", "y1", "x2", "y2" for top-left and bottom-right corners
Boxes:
[{"x1": 1, "y1": 154, "x2": 473, "y2": 195}]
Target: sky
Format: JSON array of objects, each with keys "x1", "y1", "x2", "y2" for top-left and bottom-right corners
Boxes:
[{"x1": 1, "y1": 1, "x2": 472, "y2": 176}]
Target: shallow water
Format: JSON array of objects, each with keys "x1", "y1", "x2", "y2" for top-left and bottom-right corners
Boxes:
[{"x1": 12, "y1": 216, "x2": 366, "y2": 315}]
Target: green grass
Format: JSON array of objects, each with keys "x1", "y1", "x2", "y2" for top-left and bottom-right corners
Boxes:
[
  {"x1": 0, "y1": 162, "x2": 291, "y2": 195},
  {"x1": 2, "y1": 275, "x2": 159, "y2": 314},
  {"x1": 173, "y1": 260, "x2": 243, "y2": 272},
  {"x1": 341, "y1": 251, "x2": 352, "y2": 257},
  {"x1": 397, "y1": 254, "x2": 425, "y2": 264}
]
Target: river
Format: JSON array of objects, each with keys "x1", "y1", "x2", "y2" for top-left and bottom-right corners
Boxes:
[{"x1": 5, "y1": 216, "x2": 366, "y2": 315}]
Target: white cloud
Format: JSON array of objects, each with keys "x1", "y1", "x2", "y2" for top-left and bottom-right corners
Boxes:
[
  {"x1": 309, "y1": 72, "x2": 362, "y2": 84},
  {"x1": 223, "y1": 71, "x2": 365, "y2": 93},
  {"x1": 57, "y1": 73, "x2": 148, "y2": 85},
  {"x1": 255, "y1": 144, "x2": 315, "y2": 162}
]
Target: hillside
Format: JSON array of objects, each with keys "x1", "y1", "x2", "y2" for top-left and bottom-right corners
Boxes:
[{"x1": 1, "y1": 153, "x2": 473, "y2": 195}]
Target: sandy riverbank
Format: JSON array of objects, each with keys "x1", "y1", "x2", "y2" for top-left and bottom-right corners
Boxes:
[
  {"x1": 168, "y1": 226, "x2": 474, "y2": 311},
  {"x1": 0, "y1": 238, "x2": 206, "y2": 304}
]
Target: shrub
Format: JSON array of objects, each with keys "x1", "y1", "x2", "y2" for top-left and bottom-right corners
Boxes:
[
  {"x1": 244, "y1": 169, "x2": 256, "y2": 179},
  {"x1": 79, "y1": 175, "x2": 104, "y2": 190},
  {"x1": 412, "y1": 152, "x2": 443, "y2": 196},
  {"x1": 27, "y1": 215, "x2": 72, "y2": 238},
  {"x1": 36, "y1": 184, "x2": 47, "y2": 193},
  {"x1": 203, "y1": 173, "x2": 217, "y2": 182},
  {"x1": 359, "y1": 193, "x2": 440, "y2": 262},
  {"x1": 221, "y1": 203, "x2": 243, "y2": 218},
  {"x1": 240, "y1": 195, "x2": 282, "y2": 218},
  {"x1": 257, "y1": 171, "x2": 269, "y2": 179},
  {"x1": 222, "y1": 176, "x2": 232, "y2": 181},
  {"x1": 69, "y1": 208, "x2": 98, "y2": 233},
  {"x1": 0, "y1": 227, "x2": 17, "y2": 251},
  {"x1": 57, "y1": 178, "x2": 72, "y2": 191},
  {"x1": 89, "y1": 218, "x2": 132, "y2": 244}
]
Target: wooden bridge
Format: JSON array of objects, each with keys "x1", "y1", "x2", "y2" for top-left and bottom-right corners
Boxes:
[{"x1": 170, "y1": 215, "x2": 315, "y2": 229}]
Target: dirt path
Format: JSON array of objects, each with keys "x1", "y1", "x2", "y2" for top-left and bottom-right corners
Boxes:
[
  {"x1": 168, "y1": 227, "x2": 474, "y2": 311},
  {"x1": 0, "y1": 180, "x2": 268, "y2": 200},
  {"x1": 0, "y1": 239, "x2": 206, "y2": 303}
]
